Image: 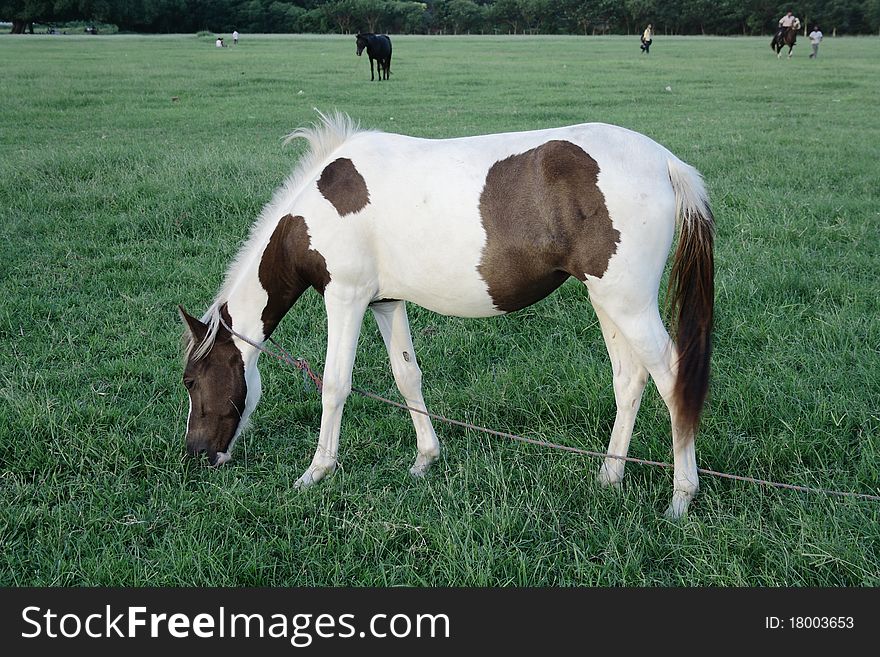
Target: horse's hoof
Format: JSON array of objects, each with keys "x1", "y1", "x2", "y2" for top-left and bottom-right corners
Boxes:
[
  {"x1": 409, "y1": 449, "x2": 440, "y2": 478},
  {"x1": 596, "y1": 462, "x2": 624, "y2": 488},
  {"x1": 294, "y1": 461, "x2": 336, "y2": 489},
  {"x1": 664, "y1": 490, "x2": 696, "y2": 519}
]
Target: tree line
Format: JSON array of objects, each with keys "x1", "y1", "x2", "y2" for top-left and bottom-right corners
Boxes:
[{"x1": 4, "y1": 1, "x2": 880, "y2": 36}]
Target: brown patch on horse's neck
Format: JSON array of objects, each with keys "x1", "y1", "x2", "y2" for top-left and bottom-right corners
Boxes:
[
  {"x1": 317, "y1": 158, "x2": 370, "y2": 216},
  {"x1": 258, "y1": 214, "x2": 331, "y2": 338},
  {"x1": 478, "y1": 140, "x2": 620, "y2": 313}
]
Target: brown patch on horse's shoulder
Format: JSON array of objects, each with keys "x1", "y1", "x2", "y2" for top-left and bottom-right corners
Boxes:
[
  {"x1": 478, "y1": 139, "x2": 620, "y2": 313},
  {"x1": 317, "y1": 158, "x2": 370, "y2": 216},
  {"x1": 259, "y1": 214, "x2": 331, "y2": 336}
]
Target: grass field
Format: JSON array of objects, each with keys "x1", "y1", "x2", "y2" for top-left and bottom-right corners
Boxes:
[{"x1": 1, "y1": 33, "x2": 878, "y2": 586}]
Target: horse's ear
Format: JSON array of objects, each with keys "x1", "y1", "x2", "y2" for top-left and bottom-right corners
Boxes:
[{"x1": 178, "y1": 305, "x2": 208, "y2": 344}]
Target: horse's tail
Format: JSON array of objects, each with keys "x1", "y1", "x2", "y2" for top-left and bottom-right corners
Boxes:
[{"x1": 666, "y1": 158, "x2": 715, "y2": 433}]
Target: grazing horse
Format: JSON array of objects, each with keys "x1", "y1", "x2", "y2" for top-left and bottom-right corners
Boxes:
[
  {"x1": 179, "y1": 112, "x2": 715, "y2": 518},
  {"x1": 356, "y1": 33, "x2": 392, "y2": 81},
  {"x1": 772, "y1": 21, "x2": 800, "y2": 58}
]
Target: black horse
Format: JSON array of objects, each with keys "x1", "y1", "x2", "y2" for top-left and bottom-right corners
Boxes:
[
  {"x1": 356, "y1": 33, "x2": 392, "y2": 81},
  {"x1": 771, "y1": 23, "x2": 799, "y2": 58}
]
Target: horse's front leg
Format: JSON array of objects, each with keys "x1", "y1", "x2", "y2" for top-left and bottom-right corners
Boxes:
[
  {"x1": 369, "y1": 57, "x2": 375, "y2": 81},
  {"x1": 295, "y1": 290, "x2": 369, "y2": 488},
  {"x1": 371, "y1": 301, "x2": 440, "y2": 476}
]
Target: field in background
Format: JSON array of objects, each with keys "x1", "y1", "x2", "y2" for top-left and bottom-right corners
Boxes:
[{"x1": 1, "y1": 34, "x2": 878, "y2": 586}]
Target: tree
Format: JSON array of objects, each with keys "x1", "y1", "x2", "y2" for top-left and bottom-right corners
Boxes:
[
  {"x1": 389, "y1": 1, "x2": 429, "y2": 33},
  {"x1": 435, "y1": 0, "x2": 485, "y2": 34},
  {"x1": 266, "y1": 1, "x2": 308, "y2": 32},
  {"x1": 517, "y1": 0, "x2": 553, "y2": 34},
  {"x1": 356, "y1": 0, "x2": 389, "y2": 32},
  {"x1": 1, "y1": 0, "x2": 82, "y2": 33},
  {"x1": 3, "y1": 0, "x2": 877, "y2": 35},
  {"x1": 489, "y1": 0, "x2": 521, "y2": 33},
  {"x1": 558, "y1": 0, "x2": 594, "y2": 35},
  {"x1": 622, "y1": 0, "x2": 649, "y2": 33},
  {"x1": 864, "y1": 0, "x2": 880, "y2": 32},
  {"x1": 321, "y1": 0, "x2": 360, "y2": 33}
]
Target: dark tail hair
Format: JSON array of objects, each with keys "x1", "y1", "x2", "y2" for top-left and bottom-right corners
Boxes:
[{"x1": 666, "y1": 159, "x2": 715, "y2": 434}]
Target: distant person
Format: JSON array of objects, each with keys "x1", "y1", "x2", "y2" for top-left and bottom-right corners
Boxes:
[
  {"x1": 215, "y1": 37, "x2": 226, "y2": 48},
  {"x1": 809, "y1": 25, "x2": 823, "y2": 58},
  {"x1": 232, "y1": 30, "x2": 239, "y2": 45},
  {"x1": 640, "y1": 24, "x2": 653, "y2": 54}
]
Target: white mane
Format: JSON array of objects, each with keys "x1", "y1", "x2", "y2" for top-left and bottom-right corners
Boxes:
[{"x1": 189, "y1": 110, "x2": 368, "y2": 359}]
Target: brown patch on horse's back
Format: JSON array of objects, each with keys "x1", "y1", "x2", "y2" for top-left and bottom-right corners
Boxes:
[
  {"x1": 317, "y1": 158, "x2": 370, "y2": 216},
  {"x1": 478, "y1": 140, "x2": 620, "y2": 312},
  {"x1": 259, "y1": 214, "x2": 331, "y2": 336}
]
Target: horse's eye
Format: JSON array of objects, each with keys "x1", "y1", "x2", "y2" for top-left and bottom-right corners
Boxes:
[{"x1": 183, "y1": 378, "x2": 195, "y2": 390}]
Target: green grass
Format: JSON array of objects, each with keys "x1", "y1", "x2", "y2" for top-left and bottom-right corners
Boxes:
[{"x1": 1, "y1": 33, "x2": 878, "y2": 586}]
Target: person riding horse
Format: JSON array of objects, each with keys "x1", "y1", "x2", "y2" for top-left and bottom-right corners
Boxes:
[
  {"x1": 772, "y1": 10, "x2": 801, "y2": 56},
  {"x1": 775, "y1": 11, "x2": 799, "y2": 43}
]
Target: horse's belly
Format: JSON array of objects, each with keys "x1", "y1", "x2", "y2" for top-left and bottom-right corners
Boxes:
[{"x1": 373, "y1": 221, "x2": 504, "y2": 318}]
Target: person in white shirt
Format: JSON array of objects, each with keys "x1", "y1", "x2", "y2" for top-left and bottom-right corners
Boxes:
[
  {"x1": 809, "y1": 26, "x2": 823, "y2": 58},
  {"x1": 640, "y1": 24, "x2": 653, "y2": 54},
  {"x1": 233, "y1": 30, "x2": 239, "y2": 45},
  {"x1": 779, "y1": 11, "x2": 797, "y2": 28}
]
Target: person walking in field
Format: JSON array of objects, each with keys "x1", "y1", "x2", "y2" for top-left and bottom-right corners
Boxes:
[
  {"x1": 233, "y1": 30, "x2": 239, "y2": 45},
  {"x1": 640, "y1": 24, "x2": 653, "y2": 54},
  {"x1": 809, "y1": 25, "x2": 823, "y2": 58}
]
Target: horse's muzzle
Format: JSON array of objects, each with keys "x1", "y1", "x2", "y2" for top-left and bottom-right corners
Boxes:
[{"x1": 187, "y1": 440, "x2": 226, "y2": 467}]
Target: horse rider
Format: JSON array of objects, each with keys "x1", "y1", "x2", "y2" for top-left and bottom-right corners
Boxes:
[{"x1": 776, "y1": 10, "x2": 799, "y2": 41}]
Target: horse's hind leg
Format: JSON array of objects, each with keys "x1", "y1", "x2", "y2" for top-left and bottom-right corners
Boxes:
[
  {"x1": 371, "y1": 301, "x2": 440, "y2": 476},
  {"x1": 593, "y1": 305, "x2": 649, "y2": 488},
  {"x1": 295, "y1": 291, "x2": 369, "y2": 489},
  {"x1": 590, "y1": 294, "x2": 699, "y2": 518}
]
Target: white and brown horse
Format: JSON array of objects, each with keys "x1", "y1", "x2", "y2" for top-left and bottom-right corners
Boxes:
[{"x1": 179, "y1": 112, "x2": 714, "y2": 518}]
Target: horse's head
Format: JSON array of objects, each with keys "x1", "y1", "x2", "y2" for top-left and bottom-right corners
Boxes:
[
  {"x1": 178, "y1": 306, "x2": 261, "y2": 466},
  {"x1": 356, "y1": 33, "x2": 368, "y2": 56}
]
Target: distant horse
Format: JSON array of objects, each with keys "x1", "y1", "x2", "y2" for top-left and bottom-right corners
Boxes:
[
  {"x1": 356, "y1": 33, "x2": 392, "y2": 81},
  {"x1": 179, "y1": 112, "x2": 715, "y2": 518},
  {"x1": 771, "y1": 21, "x2": 800, "y2": 58}
]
